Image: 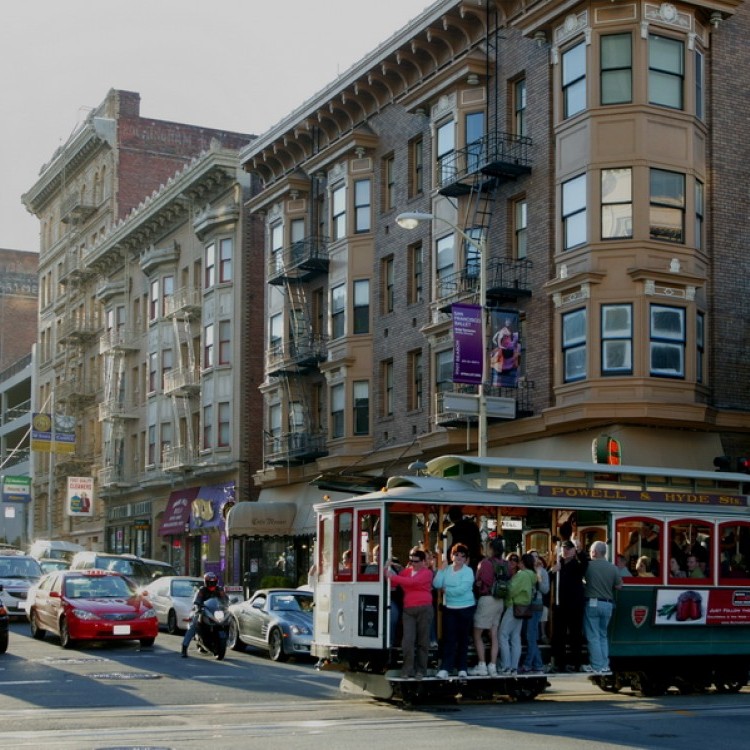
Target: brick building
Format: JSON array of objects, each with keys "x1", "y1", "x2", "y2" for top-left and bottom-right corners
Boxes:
[
  {"x1": 227, "y1": 0, "x2": 749, "y2": 578},
  {"x1": 22, "y1": 90, "x2": 263, "y2": 579}
]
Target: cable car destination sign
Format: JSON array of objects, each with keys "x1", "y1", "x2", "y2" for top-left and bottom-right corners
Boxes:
[{"x1": 537, "y1": 485, "x2": 747, "y2": 507}]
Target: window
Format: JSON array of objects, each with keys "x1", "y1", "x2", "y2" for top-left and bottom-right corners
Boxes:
[
  {"x1": 514, "y1": 78, "x2": 527, "y2": 137},
  {"x1": 465, "y1": 112, "x2": 485, "y2": 173},
  {"x1": 383, "y1": 360, "x2": 394, "y2": 416},
  {"x1": 562, "y1": 174, "x2": 587, "y2": 249},
  {"x1": 407, "y1": 242, "x2": 423, "y2": 304},
  {"x1": 358, "y1": 510, "x2": 381, "y2": 579},
  {"x1": 668, "y1": 519, "x2": 711, "y2": 581},
  {"x1": 218, "y1": 320, "x2": 231, "y2": 365},
  {"x1": 650, "y1": 169, "x2": 685, "y2": 243},
  {"x1": 695, "y1": 180, "x2": 704, "y2": 250},
  {"x1": 219, "y1": 238, "x2": 232, "y2": 282},
  {"x1": 205, "y1": 242, "x2": 216, "y2": 288},
  {"x1": 334, "y1": 510, "x2": 353, "y2": 581},
  {"x1": 353, "y1": 381, "x2": 369, "y2": 435},
  {"x1": 218, "y1": 402, "x2": 230, "y2": 447},
  {"x1": 696, "y1": 311, "x2": 705, "y2": 385},
  {"x1": 382, "y1": 256, "x2": 394, "y2": 314},
  {"x1": 718, "y1": 523, "x2": 750, "y2": 584},
  {"x1": 161, "y1": 348, "x2": 173, "y2": 390},
  {"x1": 650, "y1": 305, "x2": 684, "y2": 378},
  {"x1": 562, "y1": 308, "x2": 586, "y2": 382},
  {"x1": 464, "y1": 227, "x2": 483, "y2": 279},
  {"x1": 269, "y1": 313, "x2": 282, "y2": 357},
  {"x1": 149, "y1": 279, "x2": 159, "y2": 321},
  {"x1": 513, "y1": 198, "x2": 527, "y2": 259},
  {"x1": 268, "y1": 403, "x2": 281, "y2": 452},
  {"x1": 160, "y1": 422, "x2": 172, "y2": 464},
  {"x1": 408, "y1": 349, "x2": 423, "y2": 410},
  {"x1": 409, "y1": 136, "x2": 423, "y2": 197},
  {"x1": 331, "y1": 284, "x2": 346, "y2": 339},
  {"x1": 354, "y1": 179, "x2": 371, "y2": 233},
  {"x1": 330, "y1": 383, "x2": 344, "y2": 439},
  {"x1": 332, "y1": 185, "x2": 346, "y2": 240},
  {"x1": 435, "y1": 350, "x2": 453, "y2": 393},
  {"x1": 601, "y1": 168, "x2": 632, "y2": 239},
  {"x1": 353, "y1": 279, "x2": 370, "y2": 334},
  {"x1": 147, "y1": 425, "x2": 156, "y2": 466},
  {"x1": 290, "y1": 219, "x2": 305, "y2": 261},
  {"x1": 289, "y1": 401, "x2": 304, "y2": 433},
  {"x1": 203, "y1": 405, "x2": 213, "y2": 449},
  {"x1": 436, "y1": 119, "x2": 455, "y2": 185},
  {"x1": 436, "y1": 234, "x2": 455, "y2": 298},
  {"x1": 383, "y1": 154, "x2": 395, "y2": 211},
  {"x1": 270, "y1": 223, "x2": 283, "y2": 273},
  {"x1": 162, "y1": 275, "x2": 174, "y2": 316},
  {"x1": 601, "y1": 33, "x2": 632, "y2": 105},
  {"x1": 601, "y1": 304, "x2": 632, "y2": 375},
  {"x1": 616, "y1": 517, "x2": 663, "y2": 580},
  {"x1": 695, "y1": 49, "x2": 704, "y2": 120},
  {"x1": 562, "y1": 42, "x2": 586, "y2": 118},
  {"x1": 148, "y1": 352, "x2": 158, "y2": 393},
  {"x1": 204, "y1": 323, "x2": 214, "y2": 368},
  {"x1": 649, "y1": 34, "x2": 684, "y2": 109}
]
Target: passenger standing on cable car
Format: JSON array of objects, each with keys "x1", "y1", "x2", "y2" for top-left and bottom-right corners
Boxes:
[
  {"x1": 386, "y1": 547, "x2": 434, "y2": 680},
  {"x1": 549, "y1": 539, "x2": 588, "y2": 673},
  {"x1": 443, "y1": 507, "x2": 483, "y2": 570},
  {"x1": 434, "y1": 543, "x2": 475, "y2": 679}
]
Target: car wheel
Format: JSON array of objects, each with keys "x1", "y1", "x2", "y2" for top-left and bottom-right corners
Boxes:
[
  {"x1": 140, "y1": 637, "x2": 155, "y2": 648},
  {"x1": 228, "y1": 617, "x2": 245, "y2": 652},
  {"x1": 59, "y1": 618, "x2": 75, "y2": 650},
  {"x1": 0, "y1": 631, "x2": 7, "y2": 654},
  {"x1": 167, "y1": 610, "x2": 180, "y2": 635},
  {"x1": 30, "y1": 611, "x2": 46, "y2": 641},
  {"x1": 268, "y1": 627, "x2": 287, "y2": 662}
]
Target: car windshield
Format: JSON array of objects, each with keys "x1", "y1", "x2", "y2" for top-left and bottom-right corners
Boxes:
[
  {"x1": 65, "y1": 576, "x2": 135, "y2": 599},
  {"x1": 171, "y1": 580, "x2": 202, "y2": 598},
  {"x1": 103, "y1": 559, "x2": 149, "y2": 580},
  {"x1": 0, "y1": 558, "x2": 43, "y2": 579},
  {"x1": 270, "y1": 593, "x2": 313, "y2": 612}
]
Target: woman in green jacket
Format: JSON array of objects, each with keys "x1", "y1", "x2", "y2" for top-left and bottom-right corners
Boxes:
[{"x1": 498, "y1": 553, "x2": 537, "y2": 674}]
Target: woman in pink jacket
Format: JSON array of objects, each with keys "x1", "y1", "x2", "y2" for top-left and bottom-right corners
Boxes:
[{"x1": 387, "y1": 546, "x2": 434, "y2": 679}]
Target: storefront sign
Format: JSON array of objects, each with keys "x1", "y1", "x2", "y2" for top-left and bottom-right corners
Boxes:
[{"x1": 66, "y1": 476, "x2": 93, "y2": 517}]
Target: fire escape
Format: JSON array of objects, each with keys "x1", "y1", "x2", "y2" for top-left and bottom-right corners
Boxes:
[{"x1": 265, "y1": 235, "x2": 330, "y2": 465}]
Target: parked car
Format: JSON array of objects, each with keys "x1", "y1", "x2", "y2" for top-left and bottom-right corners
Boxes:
[
  {"x1": 0, "y1": 586, "x2": 9, "y2": 653},
  {"x1": 141, "y1": 575, "x2": 203, "y2": 633},
  {"x1": 69, "y1": 552, "x2": 153, "y2": 586},
  {"x1": 27, "y1": 569, "x2": 158, "y2": 649},
  {"x1": 0, "y1": 553, "x2": 43, "y2": 619},
  {"x1": 138, "y1": 557, "x2": 178, "y2": 580},
  {"x1": 227, "y1": 588, "x2": 313, "y2": 661},
  {"x1": 39, "y1": 558, "x2": 70, "y2": 575}
]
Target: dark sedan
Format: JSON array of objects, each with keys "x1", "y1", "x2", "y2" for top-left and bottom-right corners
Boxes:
[{"x1": 227, "y1": 588, "x2": 313, "y2": 661}]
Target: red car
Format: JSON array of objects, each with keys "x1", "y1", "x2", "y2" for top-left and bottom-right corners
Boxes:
[{"x1": 27, "y1": 569, "x2": 158, "y2": 648}]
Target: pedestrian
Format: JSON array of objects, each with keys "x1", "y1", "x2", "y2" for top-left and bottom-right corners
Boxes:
[
  {"x1": 469, "y1": 537, "x2": 508, "y2": 676},
  {"x1": 386, "y1": 547, "x2": 434, "y2": 679},
  {"x1": 498, "y1": 552, "x2": 536, "y2": 674},
  {"x1": 582, "y1": 541, "x2": 623, "y2": 674},
  {"x1": 520, "y1": 551, "x2": 550, "y2": 673},
  {"x1": 549, "y1": 539, "x2": 588, "y2": 673},
  {"x1": 434, "y1": 543, "x2": 475, "y2": 679}
]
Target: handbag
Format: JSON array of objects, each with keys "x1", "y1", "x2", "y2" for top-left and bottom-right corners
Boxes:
[{"x1": 513, "y1": 603, "x2": 532, "y2": 619}]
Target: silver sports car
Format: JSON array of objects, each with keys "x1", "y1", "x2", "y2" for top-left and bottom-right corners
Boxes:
[{"x1": 227, "y1": 588, "x2": 313, "y2": 661}]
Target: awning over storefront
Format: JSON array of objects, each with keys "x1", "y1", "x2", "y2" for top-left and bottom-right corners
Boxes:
[
  {"x1": 226, "y1": 502, "x2": 297, "y2": 537},
  {"x1": 158, "y1": 487, "x2": 199, "y2": 536}
]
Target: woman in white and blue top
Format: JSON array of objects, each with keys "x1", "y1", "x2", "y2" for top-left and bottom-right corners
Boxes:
[{"x1": 433, "y1": 543, "x2": 476, "y2": 678}]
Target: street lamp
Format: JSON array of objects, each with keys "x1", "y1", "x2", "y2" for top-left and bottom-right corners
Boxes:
[{"x1": 396, "y1": 211, "x2": 488, "y2": 457}]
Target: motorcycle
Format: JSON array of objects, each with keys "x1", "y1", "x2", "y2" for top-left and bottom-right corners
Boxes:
[{"x1": 194, "y1": 596, "x2": 230, "y2": 660}]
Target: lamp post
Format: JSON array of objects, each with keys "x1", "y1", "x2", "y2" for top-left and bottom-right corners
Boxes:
[{"x1": 396, "y1": 211, "x2": 488, "y2": 457}]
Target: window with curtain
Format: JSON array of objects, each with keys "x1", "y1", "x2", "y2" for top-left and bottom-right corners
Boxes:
[{"x1": 563, "y1": 308, "x2": 587, "y2": 382}]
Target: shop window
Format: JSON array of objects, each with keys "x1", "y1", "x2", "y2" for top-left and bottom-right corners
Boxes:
[
  {"x1": 334, "y1": 510, "x2": 353, "y2": 581},
  {"x1": 668, "y1": 519, "x2": 711, "y2": 582},
  {"x1": 718, "y1": 522, "x2": 750, "y2": 584},
  {"x1": 358, "y1": 510, "x2": 381, "y2": 580},
  {"x1": 615, "y1": 517, "x2": 663, "y2": 581}
]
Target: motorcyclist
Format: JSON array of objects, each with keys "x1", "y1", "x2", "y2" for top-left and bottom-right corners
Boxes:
[{"x1": 181, "y1": 572, "x2": 228, "y2": 657}]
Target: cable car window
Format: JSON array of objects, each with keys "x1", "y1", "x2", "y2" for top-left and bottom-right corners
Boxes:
[
  {"x1": 615, "y1": 517, "x2": 663, "y2": 581},
  {"x1": 668, "y1": 519, "x2": 711, "y2": 582},
  {"x1": 718, "y1": 522, "x2": 750, "y2": 585},
  {"x1": 335, "y1": 510, "x2": 353, "y2": 581},
  {"x1": 318, "y1": 514, "x2": 332, "y2": 582},
  {"x1": 359, "y1": 510, "x2": 381, "y2": 579}
]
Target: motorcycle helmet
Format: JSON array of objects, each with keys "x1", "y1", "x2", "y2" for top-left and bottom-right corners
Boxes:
[{"x1": 204, "y1": 572, "x2": 218, "y2": 590}]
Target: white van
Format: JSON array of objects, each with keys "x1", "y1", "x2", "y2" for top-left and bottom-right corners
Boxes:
[{"x1": 28, "y1": 540, "x2": 84, "y2": 562}]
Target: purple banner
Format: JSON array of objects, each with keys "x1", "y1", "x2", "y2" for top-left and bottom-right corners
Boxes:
[
  {"x1": 490, "y1": 310, "x2": 521, "y2": 387},
  {"x1": 452, "y1": 303, "x2": 483, "y2": 384}
]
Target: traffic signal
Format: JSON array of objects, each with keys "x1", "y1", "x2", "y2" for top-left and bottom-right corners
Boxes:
[
  {"x1": 593, "y1": 435, "x2": 621, "y2": 465},
  {"x1": 714, "y1": 456, "x2": 732, "y2": 472},
  {"x1": 737, "y1": 457, "x2": 750, "y2": 474}
]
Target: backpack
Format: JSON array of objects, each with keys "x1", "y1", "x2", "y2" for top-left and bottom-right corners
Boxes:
[{"x1": 489, "y1": 559, "x2": 510, "y2": 599}]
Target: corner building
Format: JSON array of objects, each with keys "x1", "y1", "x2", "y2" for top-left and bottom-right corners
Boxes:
[
  {"x1": 232, "y1": 0, "x2": 749, "y2": 577},
  {"x1": 23, "y1": 90, "x2": 263, "y2": 581}
]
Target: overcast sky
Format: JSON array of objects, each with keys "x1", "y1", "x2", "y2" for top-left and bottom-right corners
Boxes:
[{"x1": 0, "y1": 0, "x2": 432, "y2": 252}]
